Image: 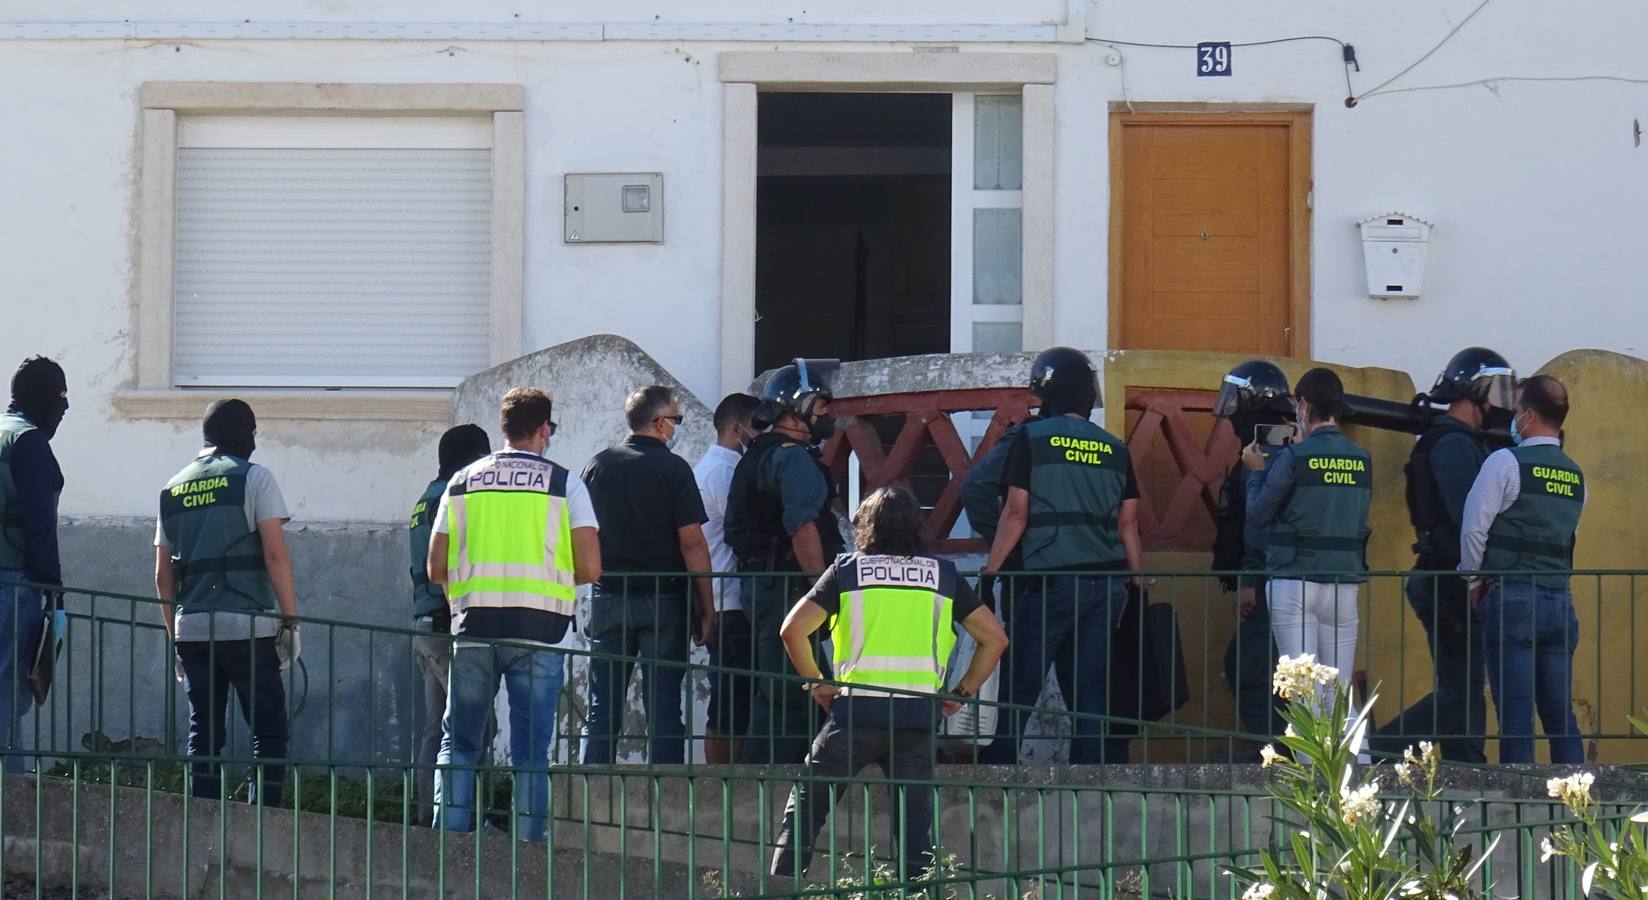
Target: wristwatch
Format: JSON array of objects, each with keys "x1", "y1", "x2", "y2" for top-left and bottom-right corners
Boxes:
[{"x1": 949, "y1": 684, "x2": 974, "y2": 700}]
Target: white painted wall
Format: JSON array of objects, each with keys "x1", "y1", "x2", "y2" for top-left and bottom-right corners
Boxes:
[{"x1": 0, "y1": 0, "x2": 1642, "y2": 525}]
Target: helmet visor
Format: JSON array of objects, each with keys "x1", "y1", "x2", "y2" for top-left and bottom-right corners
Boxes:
[
  {"x1": 1470, "y1": 367, "x2": 1516, "y2": 412},
  {"x1": 1213, "y1": 373, "x2": 1250, "y2": 418}
]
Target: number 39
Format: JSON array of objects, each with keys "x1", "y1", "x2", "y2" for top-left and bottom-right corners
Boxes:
[{"x1": 1198, "y1": 45, "x2": 1230, "y2": 74}]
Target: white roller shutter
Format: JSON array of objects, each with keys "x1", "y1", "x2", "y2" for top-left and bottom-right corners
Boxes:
[{"x1": 173, "y1": 117, "x2": 493, "y2": 388}]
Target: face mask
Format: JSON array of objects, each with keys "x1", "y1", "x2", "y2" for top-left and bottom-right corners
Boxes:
[
  {"x1": 665, "y1": 429, "x2": 680, "y2": 451},
  {"x1": 735, "y1": 425, "x2": 755, "y2": 453},
  {"x1": 1510, "y1": 412, "x2": 1525, "y2": 446},
  {"x1": 810, "y1": 414, "x2": 837, "y2": 443}
]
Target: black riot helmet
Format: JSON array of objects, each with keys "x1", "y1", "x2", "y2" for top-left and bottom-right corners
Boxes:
[
  {"x1": 755, "y1": 357, "x2": 840, "y2": 441},
  {"x1": 1029, "y1": 347, "x2": 1100, "y2": 418},
  {"x1": 1427, "y1": 347, "x2": 1515, "y2": 413},
  {"x1": 1214, "y1": 360, "x2": 1292, "y2": 419}
]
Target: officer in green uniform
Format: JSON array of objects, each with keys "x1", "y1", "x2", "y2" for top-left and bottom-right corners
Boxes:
[
  {"x1": 155, "y1": 399, "x2": 299, "y2": 804},
  {"x1": 1458, "y1": 374, "x2": 1584, "y2": 764},
  {"x1": 406, "y1": 423, "x2": 490, "y2": 825},
  {"x1": 725, "y1": 358, "x2": 845, "y2": 764},
  {"x1": 1245, "y1": 368, "x2": 1372, "y2": 707},
  {"x1": 770, "y1": 487, "x2": 1007, "y2": 882},
  {"x1": 982, "y1": 347, "x2": 1145, "y2": 764}
]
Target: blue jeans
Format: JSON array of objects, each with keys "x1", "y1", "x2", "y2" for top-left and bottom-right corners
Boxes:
[
  {"x1": 436, "y1": 642, "x2": 564, "y2": 841},
  {"x1": 176, "y1": 637, "x2": 290, "y2": 804},
  {"x1": 0, "y1": 572, "x2": 44, "y2": 774},
  {"x1": 997, "y1": 574, "x2": 1129, "y2": 764},
  {"x1": 1481, "y1": 580, "x2": 1582, "y2": 764},
  {"x1": 583, "y1": 587, "x2": 689, "y2": 765}
]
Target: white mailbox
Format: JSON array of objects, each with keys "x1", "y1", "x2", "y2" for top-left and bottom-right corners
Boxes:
[{"x1": 1357, "y1": 213, "x2": 1432, "y2": 299}]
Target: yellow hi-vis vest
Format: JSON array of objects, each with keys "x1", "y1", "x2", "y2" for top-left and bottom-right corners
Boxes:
[
  {"x1": 828, "y1": 553, "x2": 959, "y2": 698},
  {"x1": 444, "y1": 451, "x2": 577, "y2": 643}
]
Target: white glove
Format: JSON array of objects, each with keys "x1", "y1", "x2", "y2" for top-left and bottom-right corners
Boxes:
[
  {"x1": 174, "y1": 655, "x2": 186, "y2": 685},
  {"x1": 276, "y1": 624, "x2": 301, "y2": 671}
]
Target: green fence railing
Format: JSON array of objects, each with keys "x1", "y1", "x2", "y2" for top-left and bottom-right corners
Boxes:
[{"x1": 0, "y1": 570, "x2": 1643, "y2": 897}]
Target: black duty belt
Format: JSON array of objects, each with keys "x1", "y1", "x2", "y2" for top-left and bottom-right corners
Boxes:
[
  {"x1": 1026, "y1": 511, "x2": 1116, "y2": 529},
  {"x1": 1487, "y1": 536, "x2": 1574, "y2": 560},
  {"x1": 1271, "y1": 535, "x2": 1363, "y2": 552}
]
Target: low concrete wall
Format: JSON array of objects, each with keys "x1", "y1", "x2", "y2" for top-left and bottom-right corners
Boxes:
[
  {"x1": 0, "y1": 773, "x2": 710, "y2": 899},
  {"x1": 551, "y1": 763, "x2": 1648, "y2": 898},
  {"x1": 13, "y1": 764, "x2": 1639, "y2": 898}
]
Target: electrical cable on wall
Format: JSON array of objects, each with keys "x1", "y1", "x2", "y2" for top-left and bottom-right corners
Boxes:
[{"x1": 1086, "y1": 34, "x2": 1360, "y2": 107}]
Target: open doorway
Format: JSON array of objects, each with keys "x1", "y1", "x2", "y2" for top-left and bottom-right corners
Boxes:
[{"x1": 754, "y1": 92, "x2": 952, "y2": 372}]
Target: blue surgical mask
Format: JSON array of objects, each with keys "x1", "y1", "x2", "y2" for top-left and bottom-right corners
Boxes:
[
  {"x1": 1510, "y1": 412, "x2": 1524, "y2": 445},
  {"x1": 665, "y1": 430, "x2": 680, "y2": 451}
]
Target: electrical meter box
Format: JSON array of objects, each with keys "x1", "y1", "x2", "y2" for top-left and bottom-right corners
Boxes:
[
  {"x1": 565, "y1": 173, "x2": 664, "y2": 243},
  {"x1": 1357, "y1": 213, "x2": 1432, "y2": 299}
]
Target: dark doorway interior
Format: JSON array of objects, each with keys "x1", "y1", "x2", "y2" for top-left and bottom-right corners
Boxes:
[{"x1": 754, "y1": 92, "x2": 951, "y2": 374}]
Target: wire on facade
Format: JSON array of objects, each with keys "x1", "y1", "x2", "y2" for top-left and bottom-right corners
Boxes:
[{"x1": 1085, "y1": 34, "x2": 1358, "y2": 107}]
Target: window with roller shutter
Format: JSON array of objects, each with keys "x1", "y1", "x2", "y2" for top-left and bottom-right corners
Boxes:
[{"x1": 172, "y1": 116, "x2": 493, "y2": 389}]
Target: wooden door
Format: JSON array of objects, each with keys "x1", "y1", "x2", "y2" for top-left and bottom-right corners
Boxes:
[{"x1": 1109, "y1": 109, "x2": 1310, "y2": 357}]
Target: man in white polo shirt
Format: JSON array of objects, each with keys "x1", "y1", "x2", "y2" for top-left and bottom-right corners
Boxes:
[{"x1": 693, "y1": 392, "x2": 760, "y2": 764}]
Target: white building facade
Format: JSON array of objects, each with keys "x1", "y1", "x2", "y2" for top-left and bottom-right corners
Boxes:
[{"x1": 2, "y1": 0, "x2": 1643, "y2": 531}]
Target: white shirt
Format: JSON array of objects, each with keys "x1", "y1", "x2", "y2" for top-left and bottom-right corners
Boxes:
[
  {"x1": 1458, "y1": 436, "x2": 1582, "y2": 572},
  {"x1": 693, "y1": 443, "x2": 742, "y2": 612}
]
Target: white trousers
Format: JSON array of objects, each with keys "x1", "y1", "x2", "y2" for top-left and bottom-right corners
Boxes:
[{"x1": 1267, "y1": 579, "x2": 1360, "y2": 697}]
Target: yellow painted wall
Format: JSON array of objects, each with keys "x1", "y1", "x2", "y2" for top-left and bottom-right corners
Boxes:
[
  {"x1": 1097, "y1": 348, "x2": 1648, "y2": 763},
  {"x1": 1534, "y1": 350, "x2": 1648, "y2": 763}
]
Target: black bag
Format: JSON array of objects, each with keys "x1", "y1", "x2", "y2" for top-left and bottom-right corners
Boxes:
[{"x1": 1109, "y1": 587, "x2": 1190, "y2": 727}]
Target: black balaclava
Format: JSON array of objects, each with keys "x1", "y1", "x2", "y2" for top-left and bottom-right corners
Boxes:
[
  {"x1": 202, "y1": 399, "x2": 257, "y2": 460},
  {"x1": 1039, "y1": 379, "x2": 1098, "y2": 419},
  {"x1": 8, "y1": 356, "x2": 69, "y2": 440},
  {"x1": 438, "y1": 424, "x2": 492, "y2": 479}
]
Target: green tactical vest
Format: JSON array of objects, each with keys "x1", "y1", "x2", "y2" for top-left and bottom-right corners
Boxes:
[
  {"x1": 408, "y1": 477, "x2": 447, "y2": 618},
  {"x1": 159, "y1": 455, "x2": 276, "y2": 615},
  {"x1": 1266, "y1": 428, "x2": 1373, "y2": 582},
  {"x1": 1021, "y1": 416, "x2": 1130, "y2": 570},
  {"x1": 827, "y1": 552, "x2": 959, "y2": 699},
  {"x1": 0, "y1": 413, "x2": 37, "y2": 570},
  {"x1": 1483, "y1": 443, "x2": 1584, "y2": 574}
]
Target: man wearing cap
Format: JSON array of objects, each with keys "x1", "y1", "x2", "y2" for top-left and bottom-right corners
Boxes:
[
  {"x1": 0, "y1": 356, "x2": 69, "y2": 771},
  {"x1": 155, "y1": 399, "x2": 299, "y2": 804},
  {"x1": 407, "y1": 424, "x2": 491, "y2": 823}
]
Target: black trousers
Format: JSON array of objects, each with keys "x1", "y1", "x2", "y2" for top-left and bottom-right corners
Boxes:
[
  {"x1": 770, "y1": 704, "x2": 937, "y2": 882},
  {"x1": 1372, "y1": 572, "x2": 1488, "y2": 763}
]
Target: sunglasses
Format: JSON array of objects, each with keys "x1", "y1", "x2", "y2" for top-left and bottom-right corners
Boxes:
[{"x1": 656, "y1": 414, "x2": 684, "y2": 425}]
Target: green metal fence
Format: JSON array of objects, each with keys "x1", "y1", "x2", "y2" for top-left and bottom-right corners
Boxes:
[{"x1": 0, "y1": 571, "x2": 1644, "y2": 897}]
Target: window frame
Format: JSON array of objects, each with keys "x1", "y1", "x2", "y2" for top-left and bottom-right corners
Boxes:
[{"x1": 119, "y1": 82, "x2": 525, "y2": 422}]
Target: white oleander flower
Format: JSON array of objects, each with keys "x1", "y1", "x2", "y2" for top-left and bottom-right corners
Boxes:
[
  {"x1": 1242, "y1": 882, "x2": 1275, "y2": 900},
  {"x1": 1418, "y1": 741, "x2": 1439, "y2": 767},
  {"x1": 1394, "y1": 762, "x2": 1413, "y2": 786},
  {"x1": 1540, "y1": 836, "x2": 1563, "y2": 863},
  {"x1": 1273, "y1": 654, "x2": 1340, "y2": 702},
  {"x1": 1259, "y1": 744, "x2": 1284, "y2": 768},
  {"x1": 1547, "y1": 772, "x2": 1596, "y2": 811},
  {"x1": 1341, "y1": 780, "x2": 1383, "y2": 827}
]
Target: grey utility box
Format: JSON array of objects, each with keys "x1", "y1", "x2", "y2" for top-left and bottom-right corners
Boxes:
[{"x1": 564, "y1": 173, "x2": 664, "y2": 243}]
